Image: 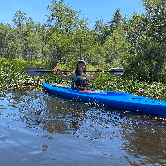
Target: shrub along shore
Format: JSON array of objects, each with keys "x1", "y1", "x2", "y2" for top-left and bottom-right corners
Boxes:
[{"x1": 0, "y1": 58, "x2": 166, "y2": 101}]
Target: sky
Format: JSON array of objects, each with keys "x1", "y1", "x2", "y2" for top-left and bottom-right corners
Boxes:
[{"x1": 0, "y1": 0, "x2": 146, "y2": 29}]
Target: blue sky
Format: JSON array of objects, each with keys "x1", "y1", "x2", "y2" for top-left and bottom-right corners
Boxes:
[{"x1": 0, "y1": 0, "x2": 145, "y2": 29}]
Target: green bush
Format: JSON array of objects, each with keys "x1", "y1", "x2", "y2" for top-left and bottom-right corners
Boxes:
[{"x1": 0, "y1": 58, "x2": 166, "y2": 101}]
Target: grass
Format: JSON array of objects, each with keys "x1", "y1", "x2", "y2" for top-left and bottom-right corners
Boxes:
[{"x1": 0, "y1": 57, "x2": 166, "y2": 101}]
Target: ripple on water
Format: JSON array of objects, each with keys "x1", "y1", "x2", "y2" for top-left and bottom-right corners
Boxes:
[{"x1": 0, "y1": 91, "x2": 166, "y2": 166}]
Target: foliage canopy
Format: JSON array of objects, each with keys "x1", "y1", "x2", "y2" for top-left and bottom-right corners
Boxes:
[{"x1": 0, "y1": 0, "x2": 166, "y2": 83}]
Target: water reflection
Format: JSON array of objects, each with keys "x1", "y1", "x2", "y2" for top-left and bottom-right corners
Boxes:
[
  {"x1": 1, "y1": 90, "x2": 166, "y2": 165},
  {"x1": 121, "y1": 119, "x2": 166, "y2": 165}
]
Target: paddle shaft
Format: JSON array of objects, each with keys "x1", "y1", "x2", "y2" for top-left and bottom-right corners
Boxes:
[
  {"x1": 28, "y1": 70, "x2": 123, "y2": 73},
  {"x1": 25, "y1": 66, "x2": 125, "y2": 76}
]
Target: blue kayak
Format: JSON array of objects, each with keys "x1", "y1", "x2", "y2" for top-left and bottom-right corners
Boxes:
[{"x1": 43, "y1": 83, "x2": 166, "y2": 116}]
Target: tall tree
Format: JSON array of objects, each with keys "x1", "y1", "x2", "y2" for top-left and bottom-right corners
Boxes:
[
  {"x1": 103, "y1": 26, "x2": 130, "y2": 67},
  {"x1": 46, "y1": 0, "x2": 83, "y2": 32},
  {"x1": 0, "y1": 23, "x2": 14, "y2": 58},
  {"x1": 108, "y1": 8, "x2": 122, "y2": 33},
  {"x1": 12, "y1": 10, "x2": 27, "y2": 59},
  {"x1": 12, "y1": 10, "x2": 27, "y2": 29},
  {"x1": 126, "y1": 0, "x2": 166, "y2": 82},
  {"x1": 94, "y1": 9, "x2": 123, "y2": 45},
  {"x1": 94, "y1": 17, "x2": 109, "y2": 45},
  {"x1": 45, "y1": 0, "x2": 90, "y2": 66}
]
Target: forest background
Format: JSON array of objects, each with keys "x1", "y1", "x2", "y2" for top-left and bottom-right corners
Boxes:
[{"x1": 0, "y1": 0, "x2": 166, "y2": 100}]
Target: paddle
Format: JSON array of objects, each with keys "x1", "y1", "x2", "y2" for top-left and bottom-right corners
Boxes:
[{"x1": 25, "y1": 66, "x2": 125, "y2": 76}]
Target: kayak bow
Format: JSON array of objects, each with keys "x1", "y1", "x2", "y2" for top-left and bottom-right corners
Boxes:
[{"x1": 43, "y1": 83, "x2": 166, "y2": 116}]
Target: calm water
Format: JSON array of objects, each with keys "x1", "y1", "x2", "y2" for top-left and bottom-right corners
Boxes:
[{"x1": 0, "y1": 90, "x2": 166, "y2": 166}]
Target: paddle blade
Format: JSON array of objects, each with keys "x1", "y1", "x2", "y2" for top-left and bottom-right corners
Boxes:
[
  {"x1": 25, "y1": 66, "x2": 52, "y2": 76},
  {"x1": 108, "y1": 68, "x2": 125, "y2": 75}
]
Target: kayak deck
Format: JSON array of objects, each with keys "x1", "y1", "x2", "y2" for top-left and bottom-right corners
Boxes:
[{"x1": 43, "y1": 83, "x2": 166, "y2": 116}]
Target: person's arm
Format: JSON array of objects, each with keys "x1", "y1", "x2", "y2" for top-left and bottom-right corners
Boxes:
[
  {"x1": 53, "y1": 68, "x2": 75, "y2": 80},
  {"x1": 87, "y1": 68, "x2": 104, "y2": 80},
  {"x1": 59, "y1": 71, "x2": 75, "y2": 80},
  {"x1": 88, "y1": 72, "x2": 97, "y2": 79}
]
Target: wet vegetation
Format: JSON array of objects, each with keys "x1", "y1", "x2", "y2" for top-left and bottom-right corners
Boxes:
[
  {"x1": 0, "y1": 57, "x2": 166, "y2": 101},
  {"x1": 0, "y1": 0, "x2": 166, "y2": 100}
]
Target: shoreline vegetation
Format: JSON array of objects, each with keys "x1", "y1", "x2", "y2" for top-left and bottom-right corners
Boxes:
[
  {"x1": 0, "y1": 58, "x2": 166, "y2": 101},
  {"x1": 0, "y1": 0, "x2": 165, "y2": 101}
]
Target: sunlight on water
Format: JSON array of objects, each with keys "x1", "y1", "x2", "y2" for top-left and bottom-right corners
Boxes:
[{"x1": 0, "y1": 91, "x2": 166, "y2": 165}]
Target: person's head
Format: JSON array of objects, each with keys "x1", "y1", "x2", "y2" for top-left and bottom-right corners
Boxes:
[{"x1": 76, "y1": 60, "x2": 86, "y2": 72}]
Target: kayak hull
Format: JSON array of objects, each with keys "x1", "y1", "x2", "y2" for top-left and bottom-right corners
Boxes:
[{"x1": 43, "y1": 83, "x2": 166, "y2": 116}]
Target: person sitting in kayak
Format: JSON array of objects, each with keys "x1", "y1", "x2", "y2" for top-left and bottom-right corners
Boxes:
[{"x1": 53, "y1": 60, "x2": 103, "y2": 92}]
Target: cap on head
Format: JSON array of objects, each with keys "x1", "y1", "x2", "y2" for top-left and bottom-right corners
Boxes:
[{"x1": 78, "y1": 60, "x2": 86, "y2": 66}]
